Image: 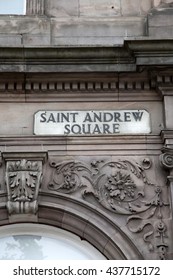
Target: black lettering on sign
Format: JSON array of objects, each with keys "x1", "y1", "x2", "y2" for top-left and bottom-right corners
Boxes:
[
  {"x1": 84, "y1": 113, "x2": 93, "y2": 122},
  {"x1": 47, "y1": 113, "x2": 56, "y2": 123},
  {"x1": 93, "y1": 124, "x2": 101, "y2": 134},
  {"x1": 82, "y1": 124, "x2": 91, "y2": 134},
  {"x1": 71, "y1": 124, "x2": 82, "y2": 134},
  {"x1": 56, "y1": 113, "x2": 60, "y2": 123},
  {"x1": 103, "y1": 113, "x2": 113, "y2": 122},
  {"x1": 36, "y1": 110, "x2": 149, "y2": 136},
  {"x1": 93, "y1": 112, "x2": 102, "y2": 122},
  {"x1": 64, "y1": 124, "x2": 70, "y2": 135},
  {"x1": 61, "y1": 113, "x2": 69, "y2": 122},
  {"x1": 70, "y1": 113, "x2": 78, "y2": 123},
  {"x1": 124, "y1": 112, "x2": 131, "y2": 122},
  {"x1": 103, "y1": 124, "x2": 111, "y2": 134},
  {"x1": 114, "y1": 112, "x2": 122, "y2": 122},
  {"x1": 113, "y1": 123, "x2": 120, "y2": 133},
  {"x1": 132, "y1": 111, "x2": 144, "y2": 121},
  {"x1": 40, "y1": 112, "x2": 47, "y2": 122}
]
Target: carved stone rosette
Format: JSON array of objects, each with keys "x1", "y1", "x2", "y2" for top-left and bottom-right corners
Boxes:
[
  {"x1": 3, "y1": 153, "x2": 46, "y2": 215},
  {"x1": 48, "y1": 157, "x2": 170, "y2": 259}
]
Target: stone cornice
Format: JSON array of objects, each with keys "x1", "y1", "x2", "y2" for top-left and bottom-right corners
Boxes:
[
  {"x1": 2, "y1": 151, "x2": 47, "y2": 162},
  {"x1": 0, "y1": 69, "x2": 173, "y2": 102},
  {"x1": 0, "y1": 43, "x2": 172, "y2": 101},
  {"x1": 0, "y1": 46, "x2": 134, "y2": 66},
  {"x1": 0, "y1": 135, "x2": 163, "y2": 156},
  {"x1": 158, "y1": 86, "x2": 173, "y2": 97},
  {"x1": 161, "y1": 130, "x2": 173, "y2": 147},
  {"x1": 0, "y1": 39, "x2": 172, "y2": 71}
]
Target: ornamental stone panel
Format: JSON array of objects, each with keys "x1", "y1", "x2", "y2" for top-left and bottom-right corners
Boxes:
[{"x1": 0, "y1": 0, "x2": 173, "y2": 261}]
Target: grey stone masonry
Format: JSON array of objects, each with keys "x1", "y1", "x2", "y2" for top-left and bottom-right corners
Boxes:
[
  {"x1": 0, "y1": 1, "x2": 171, "y2": 46},
  {"x1": 148, "y1": 2, "x2": 173, "y2": 38},
  {"x1": 27, "y1": 0, "x2": 173, "y2": 17}
]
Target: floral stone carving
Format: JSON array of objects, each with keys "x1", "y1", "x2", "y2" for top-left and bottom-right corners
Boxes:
[
  {"x1": 49, "y1": 158, "x2": 170, "y2": 259},
  {"x1": 49, "y1": 159, "x2": 155, "y2": 214},
  {"x1": 105, "y1": 171, "x2": 136, "y2": 201},
  {"x1": 6, "y1": 159, "x2": 43, "y2": 215}
]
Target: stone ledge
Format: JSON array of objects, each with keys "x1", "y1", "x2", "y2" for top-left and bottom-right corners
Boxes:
[
  {"x1": 0, "y1": 15, "x2": 146, "y2": 46},
  {"x1": 0, "y1": 135, "x2": 163, "y2": 156},
  {"x1": 2, "y1": 151, "x2": 47, "y2": 162},
  {"x1": 0, "y1": 69, "x2": 169, "y2": 102},
  {"x1": 161, "y1": 130, "x2": 173, "y2": 147},
  {"x1": 0, "y1": 41, "x2": 172, "y2": 70}
]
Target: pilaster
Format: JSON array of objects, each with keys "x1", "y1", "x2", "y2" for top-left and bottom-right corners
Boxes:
[
  {"x1": 26, "y1": 0, "x2": 45, "y2": 15},
  {"x1": 160, "y1": 147, "x2": 173, "y2": 259}
]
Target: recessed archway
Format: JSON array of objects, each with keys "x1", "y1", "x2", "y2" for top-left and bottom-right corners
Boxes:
[
  {"x1": 0, "y1": 192, "x2": 144, "y2": 260},
  {"x1": 0, "y1": 223, "x2": 106, "y2": 260},
  {"x1": 37, "y1": 192, "x2": 144, "y2": 260}
]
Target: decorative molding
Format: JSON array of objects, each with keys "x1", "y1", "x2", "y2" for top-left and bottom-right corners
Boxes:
[
  {"x1": 48, "y1": 159, "x2": 154, "y2": 214},
  {"x1": 160, "y1": 147, "x2": 173, "y2": 169},
  {"x1": 159, "y1": 146, "x2": 173, "y2": 259},
  {"x1": 0, "y1": 69, "x2": 173, "y2": 100},
  {"x1": 25, "y1": 80, "x2": 118, "y2": 92},
  {"x1": 0, "y1": 78, "x2": 161, "y2": 93},
  {"x1": 160, "y1": 130, "x2": 173, "y2": 146},
  {"x1": 0, "y1": 136, "x2": 163, "y2": 158},
  {"x1": 127, "y1": 187, "x2": 169, "y2": 259},
  {"x1": 3, "y1": 152, "x2": 47, "y2": 215},
  {"x1": 156, "y1": 221, "x2": 168, "y2": 260},
  {"x1": 0, "y1": 42, "x2": 173, "y2": 72},
  {"x1": 48, "y1": 157, "x2": 170, "y2": 259},
  {"x1": 0, "y1": 76, "x2": 161, "y2": 103},
  {"x1": 157, "y1": 75, "x2": 173, "y2": 84}
]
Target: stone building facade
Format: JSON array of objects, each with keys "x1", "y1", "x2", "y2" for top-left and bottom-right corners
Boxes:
[{"x1": 0, "y1": 0, "x2": 173, "y2": 259}]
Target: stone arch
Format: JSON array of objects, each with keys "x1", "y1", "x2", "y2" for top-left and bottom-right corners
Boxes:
[
  {"x1": 0, "y1": 191, "x2": 144, "y2": 259},
  {"x1": 2, "y1": 152, "x2": 168, "y2": 260},
  {"x1": 37, "y1": 192, "x2": 144, "y2": 260}
]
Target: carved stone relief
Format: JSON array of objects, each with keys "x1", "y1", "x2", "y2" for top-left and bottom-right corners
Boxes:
[
  {"x1": 4, "y1": 154, "x2": 45, "y2": 215},
  {"x1": 159, "y1": 147, "x2": 173, "y2": 259},
  {"x1": 160, "y1": 147, "x2": 173, "y2": 170},
  {"x1": 48, "y1": 157, "x2": 170, "y2": 259},
  {"x1": 1, "y1": 150, "x2": 171, "y2": 259}
]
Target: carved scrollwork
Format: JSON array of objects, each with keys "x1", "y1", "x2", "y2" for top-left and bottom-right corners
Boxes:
[
  {"x1": 158, "y1": 146, "x2": 173, "y2": 259},
  {"x1": 127, "y1": 187, "x2": 169, "y2": 256},
  {"x1": 49, "y1": 157, "x2": 170, "y2": 259},
  {"x1": 160, "y1": 153, "x2": 173, "y2": 169},
  {"x1": 49, "y1": 159, "x2": 155, "y2": 215},
  {"x1": 49, "y1": 160, "x2": 89, "y2": 193},
  {"x1": 142, "y1": 158, "x2": 152, "y2": 170},
  {"x1": 6, "y1": 159, "x2": 43, "y2": 215},
  {"x1": 160, "y1": 147, "x2": 173, "y2": 169},
  {"x1": 156, "y1": 221, "x2": 168, "y2": 260}
]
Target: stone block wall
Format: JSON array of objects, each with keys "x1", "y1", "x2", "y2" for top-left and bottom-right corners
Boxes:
[
  {"x1": 23, "y1": 0, "x2": 173, "y2": 45},
  {"x1": 36, "y1": 0, "x2": 172, "y2": 17}
]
